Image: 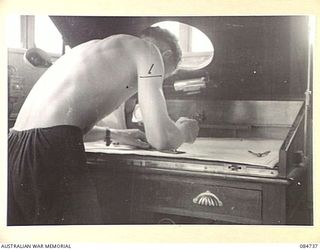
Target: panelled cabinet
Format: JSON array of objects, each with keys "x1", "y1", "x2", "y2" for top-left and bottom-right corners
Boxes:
[{"x1": 87, "y1": 153, "x2": 309, "y2": 225}]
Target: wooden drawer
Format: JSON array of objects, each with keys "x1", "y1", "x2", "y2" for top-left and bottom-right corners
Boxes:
[{"x1": 132, "y1": 175, "x2": 262, "y2": 224}]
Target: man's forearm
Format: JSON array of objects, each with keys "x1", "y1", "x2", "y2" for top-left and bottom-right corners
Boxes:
[
  {"x1": 83, "y1": 126, "x2": 121, "y2": 142},
  {"x1": 83, "y1": 126, "x2": 150, "y2": 149}
]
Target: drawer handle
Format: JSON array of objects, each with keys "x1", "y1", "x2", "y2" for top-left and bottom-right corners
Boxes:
[{"x1": 193, "y1": 190, "x2": 223, "y2": 207}]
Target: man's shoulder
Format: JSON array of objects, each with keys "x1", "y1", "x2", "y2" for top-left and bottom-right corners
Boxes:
[
  {"x1": 99, "y1": 34, "x2": 139, "y2": 46},
  {"x1": 132, "y1": 39, "x2": 163, "y2": 65},
  {"x1": 98, "y1": 34, "x2": 160, "y2": 55}
]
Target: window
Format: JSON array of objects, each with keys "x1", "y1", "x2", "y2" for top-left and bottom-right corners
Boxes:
[
  {"x1": 152, "y1": 21, "x2": 214, "y2": 70},
  {"x1": 6, "y1": 15, "x2": 63, "y2": 56},
  {"x1": 34, "y1": 16, "x2": 63, "y2": 55},
  {"x1": 6, "y1": 15, "x2": 22, "y2": 48},
  {"x1": 191, "y1": 27, "x2": 213, "y2": 52}
]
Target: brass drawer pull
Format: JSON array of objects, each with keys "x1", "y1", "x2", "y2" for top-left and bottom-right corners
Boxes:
[{"x1": 193, "y1": 190, "x2": 223, "y2": 207}]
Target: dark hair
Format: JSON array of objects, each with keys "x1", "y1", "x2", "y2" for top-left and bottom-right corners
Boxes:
[{"x1": 140, "y1": 26, "x2": 182, "y2": 68}]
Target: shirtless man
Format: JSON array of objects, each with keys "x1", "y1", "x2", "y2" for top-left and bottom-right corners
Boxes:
[{"x1": 8, "y1": 27, "x2": 199, "y2": 225}]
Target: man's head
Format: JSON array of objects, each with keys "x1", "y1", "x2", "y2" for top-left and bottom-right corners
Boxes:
[{"x1": 140, "y1": 26, "x2": 182, "y2": 77}]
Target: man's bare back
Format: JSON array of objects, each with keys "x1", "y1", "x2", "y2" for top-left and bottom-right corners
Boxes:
[
  {"x1": 14, "y1": 29, "x2": 199, "y2": 150},
  {"x1": 14, "y1": 35, "x2": 142, "y2": 133}
]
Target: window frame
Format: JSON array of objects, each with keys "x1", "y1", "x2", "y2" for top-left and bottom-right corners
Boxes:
[{"x1": 7, "y1": 15, "x2": 63, "y2": 58}]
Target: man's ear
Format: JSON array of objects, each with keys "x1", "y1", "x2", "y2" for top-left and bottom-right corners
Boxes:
[{"x1": 162, "y1": 49, "x2": 173, "y2": 60}]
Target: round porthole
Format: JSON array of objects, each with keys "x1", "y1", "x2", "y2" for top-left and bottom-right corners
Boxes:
[{"x1": 151, "y1": 21, "x2": 214, "y2": 70}]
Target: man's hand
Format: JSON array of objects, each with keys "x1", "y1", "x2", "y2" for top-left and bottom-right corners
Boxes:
[
  {"x1": 175, "y1": 117, "x2": 199, "y2": 143},
  {"x1": 110, "y1": 129, "x2": 150, "y2": 149}
]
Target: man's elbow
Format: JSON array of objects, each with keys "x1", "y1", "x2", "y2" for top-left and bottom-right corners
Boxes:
[{"x1": 148, "y1": 134, "x2": 183, "y2": 151}]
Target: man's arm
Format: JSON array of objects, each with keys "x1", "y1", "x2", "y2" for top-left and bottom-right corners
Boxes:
[
  {"x1": 83, "y1": 126, "x2": 106, "y2": 142},
  {"x1": 83, "y1": 125, "x2": 150, "y2": 149},
  {"x1": 139, "y1": 80, "x2": 184, "y2": 150},
  {"x1": 136, "y1": 43, "x2": 196, "y2": 150}
]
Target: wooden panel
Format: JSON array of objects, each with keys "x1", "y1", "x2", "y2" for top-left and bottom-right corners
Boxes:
[
  {"x1": 166, "y1": 100, "x2": 303, "y2": 139},
  {"x1": 167, "y1": 100, "x2": 303, "y2": 126},
  {"x1": 262, "y1": 184, "x2": 286, "y2": 224},
  {"x1": 132, "y1": 175, "x2": 262, "y2": 224},
  {"x1": 89, "y1": 162, "x2": 133, "y2": 224},
  {"x1": 286, "y1": 171, "x2": 310, "y2": 225}
]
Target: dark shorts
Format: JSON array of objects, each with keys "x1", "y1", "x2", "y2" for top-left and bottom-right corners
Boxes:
[{"x1": 8, "y1": 125, "x2": 102, "y2": 225}]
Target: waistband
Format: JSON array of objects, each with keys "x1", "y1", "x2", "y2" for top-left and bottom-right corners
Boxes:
[{"x1": 9, "y1": 125, "x2": 83, "y2": 136}]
